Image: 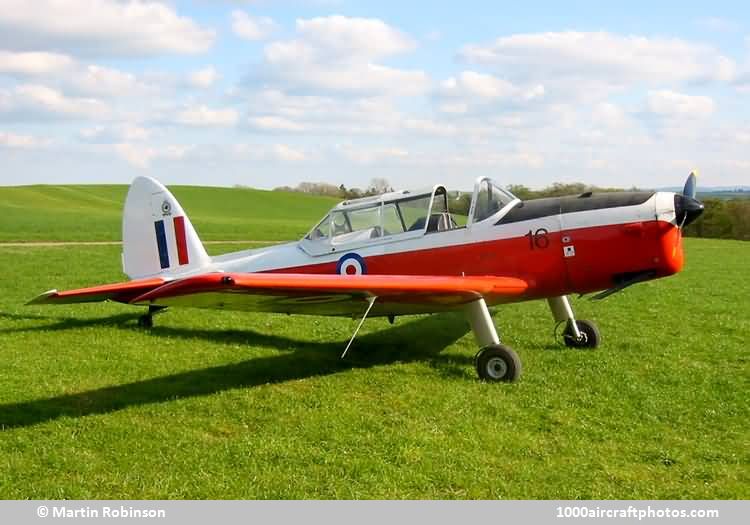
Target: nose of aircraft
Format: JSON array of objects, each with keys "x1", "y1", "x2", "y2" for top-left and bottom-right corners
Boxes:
[{"x1": 674, "y1": 193, "x2": 704, "y2": 227}]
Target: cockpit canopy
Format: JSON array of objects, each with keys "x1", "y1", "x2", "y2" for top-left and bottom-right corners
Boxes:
[{"x1": 301, "y1": 177, "x2": 518, "y2": 255}]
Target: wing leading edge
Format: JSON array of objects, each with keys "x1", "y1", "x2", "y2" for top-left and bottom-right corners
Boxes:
[{"x1": 28, "y1": 273, "x2": 529, "y2": 316}]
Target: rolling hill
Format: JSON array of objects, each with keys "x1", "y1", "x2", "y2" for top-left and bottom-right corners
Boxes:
[{"x1": 0, "y1": 184, "x2": 339, "y2": 242}]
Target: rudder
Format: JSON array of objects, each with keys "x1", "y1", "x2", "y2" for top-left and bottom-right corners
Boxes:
[{"x1": 122, "y1": 176, "x2": 210, "y2": 279}]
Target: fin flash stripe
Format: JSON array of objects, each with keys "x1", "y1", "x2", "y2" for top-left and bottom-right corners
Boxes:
[
  {"x1": 154, "y1": 220, "x2": 170, "y2": 269},
  {"x1": 173, "y1": 216, "x2": 189, "y2": 266}
]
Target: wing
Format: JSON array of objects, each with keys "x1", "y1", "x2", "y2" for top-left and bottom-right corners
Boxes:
[
  {"x1": 129, "y1": 273, "x2": 529, "y2": 316},
  {"x1": 27, "y1": 277, "x2": 167, "y2": 305}
]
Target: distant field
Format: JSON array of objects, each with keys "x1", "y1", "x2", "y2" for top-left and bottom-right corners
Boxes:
[
  {"x1": 698, "y1": 192, "x2": 750, "y2": 200},
  {"x1": 0, "y1": 233, "x2": 747, "y2": 496},
  {"x1": 0, "y1": 184, "x2": 338, "y2": 242}
]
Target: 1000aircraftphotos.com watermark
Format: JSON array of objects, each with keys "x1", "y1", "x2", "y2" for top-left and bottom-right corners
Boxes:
[
  {"x1": 555, "y1": 505, "x2": 720, "y2": 520},
  {"x1": 37, "y1": 505, "x2": 166, "y2": 519}
]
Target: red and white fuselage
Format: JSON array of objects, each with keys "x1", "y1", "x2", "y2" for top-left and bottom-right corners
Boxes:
[{"x1": 192, "y1": 184, "x2": 686, "y2": 303}]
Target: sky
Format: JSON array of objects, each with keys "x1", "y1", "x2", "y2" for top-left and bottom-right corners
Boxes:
[{"x1": 0, "y1": 0, "x2": 748, "y2": 191}]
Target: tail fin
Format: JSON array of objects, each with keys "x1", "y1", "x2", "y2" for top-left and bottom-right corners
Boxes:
[{"x1": 122, "y1": 176, "x2": 210, "y2": 280}]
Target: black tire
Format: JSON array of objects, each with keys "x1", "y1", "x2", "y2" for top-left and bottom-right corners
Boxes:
[
  {"x1": 137, "y1": 314, "x2": 153, "y2": 329},
  {"x1": 475, "y1": 344, "x2": 522, "y2": 382},
  {"x1": 563, "y1": 320, "x2": 600, "y2": 349}
]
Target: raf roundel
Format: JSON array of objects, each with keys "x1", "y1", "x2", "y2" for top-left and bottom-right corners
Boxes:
[{"x1": 336, "y1": 253, "x2": 367, "y2": 275}]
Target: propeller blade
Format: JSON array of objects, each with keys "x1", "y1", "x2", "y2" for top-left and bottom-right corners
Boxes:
[
  {"x1": 683, "y1": 171, "x2": 698, "y2": 199},
  {"x1": 675, "y1": 171, "x2": 704, "y2": 230}
]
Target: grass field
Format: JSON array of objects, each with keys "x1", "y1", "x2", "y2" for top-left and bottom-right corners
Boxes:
[
  {"x1": 0, "y1": 185, "x2": 747, "y2": 499},
  {"x1": 0, "y1": 184, "x2": 337, "y2": 242}
]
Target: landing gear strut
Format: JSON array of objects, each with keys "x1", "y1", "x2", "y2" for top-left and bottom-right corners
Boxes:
[
  {"x1": 548, "y1": 296, "x2": 600, "y2": 349},
  {"x1": 464, "y1": 299, "x2": 521, "y2": 382},
  {"x1": 137, "y1": 305, "x2": 166, "y2": 329}
]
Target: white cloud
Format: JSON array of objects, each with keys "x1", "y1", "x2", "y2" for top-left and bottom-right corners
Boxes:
[
  {"x1": 79, "y1": 124, "x2": 151, "y2": 143},
  {"x1": 592, "y1": 102, "x2": 630, "y2": 128},
  {"x1": 243, "y1": 90, "x2": 422, "y2": 136},
  {"x1": 231, "y1": 10, "x2": 277, "y2": 41},
  {"x1": 0, "y1": 0, "x2": 215, "y2": 57},
  {"x1": 646, "y1": 90, "x2": 715, "y2": 118},
  {"x1": 176, "y1": 105, "x2": 239, "y2": 126},
  {"x1": 350, "y1": 147, "x2": 545, "y2": 170},
  {"x1": 0, "y1": 51, "x2": 154, "y2": 98},
  {"x1": 188, "y1": 66, "x2": 218, "y2": 88},
  {"x1": 0, "y1": 84, "x2": 110, "y2": 121},
  {"x1": 252, "y1": 15, "x2": 429, "y2": 96},
  {"x1": 271, "y1": 144, "x2": 305, "y2": 162},
  {"x1": 232, "y1": 142, "x2": 307, "y2": 162},
  {"x1": 437, "y1": 101, "x2": 468, "y2": 115},
  {"x1": 337, "y1": 145, "x2": 409, "y2": 164},
  {"x1": 722, "y1": 159, "x2": 750, "y2": 170},
  {"x1": 260, "y1": 62, "x2": 430, "y2": 96},
  {"x1": 401, "y1": 118, "x2": 456, "y2": 137},
  {"x1": 292, "y1": 15, "x2": 415, "y2": 59},
  {"x1": 439, "y1": 71, "x2": 544, "y2": 104},
  {"x1": 249, "y1": 115, "x2": 307, "y2": 132},
  {"x1": 444, "y1": 150, "x2": 544, "y2": 169},
  {"x1": 0, "y1": 131, "x2": 46, "y2": 148},
  {"x1": 0, "y1": 51, "x2": 74, "y2": 75},
  {"x1": 459, "y1": 31, "x2": 737, "y2": 86},
  {"x1": 114, "y1": 143, "x2": 189, "y2": 169},
  {"x1": 69, "y1": 65, "x2": 150, "y2": 97}
]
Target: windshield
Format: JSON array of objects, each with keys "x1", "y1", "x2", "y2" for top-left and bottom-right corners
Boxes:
[
  {"x1": 331, "y1": 204, "x2": 382, "y2": 245},
  {"x1": 305, "y1": 214, "x2": 330, "y2": 241},
  {"x1": 472, "y1": 180, "x2": 516, "y2": 223}
]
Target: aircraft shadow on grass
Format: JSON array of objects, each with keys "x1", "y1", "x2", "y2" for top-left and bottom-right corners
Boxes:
[{"x1": 0, "y1": 311, "x2": 473, "y2": 430}]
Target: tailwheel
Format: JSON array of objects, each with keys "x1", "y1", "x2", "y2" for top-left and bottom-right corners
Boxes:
[
  {"x1": 137, "y1": 314, "x2": 153, "y2": 329},
  {"x1": 475, "y1": 344, "x2": 522, "y2": 382},
  {"x1": 563, "y1": 320, "x2": 600, "y2": 349}
]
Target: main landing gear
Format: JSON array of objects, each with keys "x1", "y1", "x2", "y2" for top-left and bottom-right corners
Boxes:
[
  {"x1": 464, "y1": 296, "x2": 600, "y2": 382},
  {"x1": 137, "y1": 305, "x2": 167, "y2": 329},
  {"x1": 464, "y1": 299, "x2": 521, "y2": 382}
]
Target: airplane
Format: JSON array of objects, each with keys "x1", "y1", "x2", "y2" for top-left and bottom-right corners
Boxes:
[{"x1": 28, "y1": 173, "x2": 704, "y2": 382}]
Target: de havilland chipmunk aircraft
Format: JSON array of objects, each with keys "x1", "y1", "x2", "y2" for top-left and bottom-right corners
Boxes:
[{"x1": 28, "y1": 173, "x2": 704, "y2": 382}]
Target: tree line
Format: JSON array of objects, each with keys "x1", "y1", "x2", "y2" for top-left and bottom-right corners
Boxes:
[
  {"x1": 274, "y1": 180, "x2": 749, "y2": 241},
  {"x1": 273, "y1": 178, "x2": 393, "y2": 200},
  {"x1": 683, "y1": 198, "x2": 750, "y2": 241}
]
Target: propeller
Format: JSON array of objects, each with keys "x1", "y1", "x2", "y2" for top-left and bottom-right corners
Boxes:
[
  {"x1": 683, "y1": 171, "x2": 697, "y2": 200},
  {"x1": 675, "y1": 171, "x2": 704, "y2": 230}
]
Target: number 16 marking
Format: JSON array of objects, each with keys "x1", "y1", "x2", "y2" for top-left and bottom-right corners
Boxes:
[{"x1": 525, "y1": 228, "x2": 550, "y2": 250}]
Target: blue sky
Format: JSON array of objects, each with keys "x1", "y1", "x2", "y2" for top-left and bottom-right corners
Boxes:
[{"x1": 0, "y1": 0, "x2": 748, "y2": 190}]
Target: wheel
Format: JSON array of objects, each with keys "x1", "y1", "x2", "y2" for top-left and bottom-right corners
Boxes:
[
  {"x1": 475, "y1": 344, "x2": 522, "y2": 382},
  {"x1": 563, "y1": 320, "x2": 600, "y2": 349},
  {"x1": 137, "y1": 314, "x2": 153, "y2": 329}
]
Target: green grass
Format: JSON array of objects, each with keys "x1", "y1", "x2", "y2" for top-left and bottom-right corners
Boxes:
[
  {"x1": 0, "y1": 238, "x2": 747, "y2": 499},
  {"x1": 0, "y1": 184, "x2": 338, "y2": 242}
]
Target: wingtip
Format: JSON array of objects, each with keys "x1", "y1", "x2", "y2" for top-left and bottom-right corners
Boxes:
[{"x1": 26, "y1": 289, "x2": 59, "y2": 305}]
